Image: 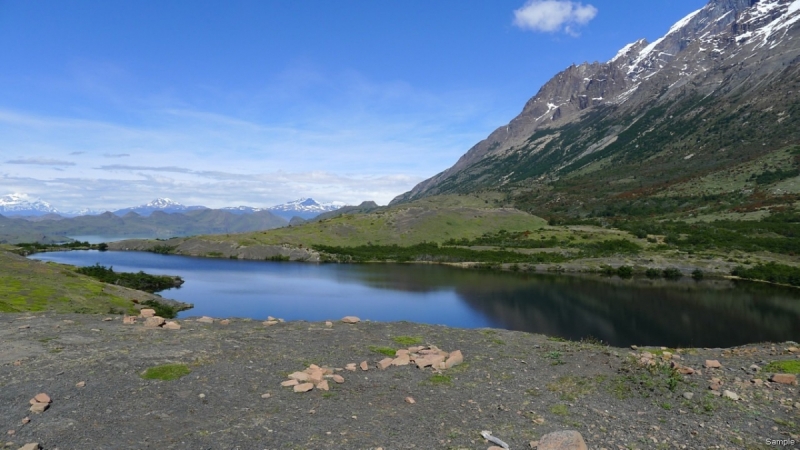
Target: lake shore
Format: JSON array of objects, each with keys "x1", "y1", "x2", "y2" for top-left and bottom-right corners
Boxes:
[{"x1": 2, "y1": 312, "x2": 798, "y2": 449}]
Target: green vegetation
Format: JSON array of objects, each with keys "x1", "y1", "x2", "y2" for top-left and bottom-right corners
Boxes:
[
  {"x1": 140, "y1": 299, "x2": 179, "y2": 319},
  {"x1": 426, "y1": 374, "x2": 452, "y2": 385},
  {"x1": 392, "y1": 336, "x2": 424, "y2": 346},
  {"x1": 549, "y1": 404, "x2": 569, "y2": 416},
  {"x1": 140, "y1": 363, "x2": 191, "y2": 380},
  {"x1": 76, "y1": 264, "x2": 182, "y2": 293},
  {"x1": 368, "y1": 346, "x2": 397, "y2": 357},
  {"x1": 546, "y1": 375, "x2": 597, "y2": 401},
  {"x1": 732, "y1": 263, "x2": 800, "y2": 287},
  {"x1": 314, "y1": 242, "x2": 568, "y2": 264},
  {"x1": 763, "y1": 360, "x2": 800, "y2": 374}
]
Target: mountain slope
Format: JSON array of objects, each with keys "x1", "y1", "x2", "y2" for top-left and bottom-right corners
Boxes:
[
  {"x1": 267, "y1": 198, "x2": 343, "y2": 220},
  {"x1": 393, "y1": 0, "x2": 800, "y2": 218},
  {"x1": 113, "y1": 198, "x2": 208, "y2": 217},
  {"x1": 0, "y1": 194, "x2": 60, "y2": 216}
]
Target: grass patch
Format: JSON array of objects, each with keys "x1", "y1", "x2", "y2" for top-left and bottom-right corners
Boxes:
[
  {"x1": 426, "y1": 374, "x2": 453, "y2": 385},
  {"x1": 140, "y1": 363, "x2": 191, "y2": 381},
  {"x1": 546, "y1": 375, "x2": 597, "y2": 401},
  {"x1": 549, "y1": 404, "x2": 569, "y2": 416},
  {"x1": 368, "y1": 346, "x2": 397, "y2": 357},
  {"x1": 392, "y1": 336, "x2": 424, "y2": 346},
  {"x1": 763, "y1": 360, "x2": 800, "y2": 374}
]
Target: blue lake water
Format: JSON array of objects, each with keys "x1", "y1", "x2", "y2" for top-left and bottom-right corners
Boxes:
[{"x1": 30, "y1": 250, "x2": 800, "y2": 348}]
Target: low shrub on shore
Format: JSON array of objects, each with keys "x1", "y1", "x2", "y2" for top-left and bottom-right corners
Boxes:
[{"x1": 76, "y1": 264, "x2": 182, "y2": 293}]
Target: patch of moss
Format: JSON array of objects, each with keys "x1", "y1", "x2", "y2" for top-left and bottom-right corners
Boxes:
[
  {"x1": 140, "y1": 363, "x2": 191, "y2": 381},
  {"x1": 763, "y1": 360, "x2": 800, "y2": 374},
  {"x1": 392, "y1": 336, "x2": 424, "y2": 346},
  {"x1": 368, "y1": 346, "x2": 396, "y2": 357},
  {"x1": 426, "y1": 374, "x2": 452, "y2": 385}
]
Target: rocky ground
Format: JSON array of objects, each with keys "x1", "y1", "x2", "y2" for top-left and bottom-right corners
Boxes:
[{"x1": 1, "y1": 312, "x2": 799, "y2": 450}]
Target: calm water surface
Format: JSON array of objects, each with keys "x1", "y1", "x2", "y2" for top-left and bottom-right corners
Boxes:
[{"x1": 30, "y1": 250, "x2": 800, "y2": 348}]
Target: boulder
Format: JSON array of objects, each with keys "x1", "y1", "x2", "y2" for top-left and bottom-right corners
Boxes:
[
  {"x1": 122, "y1": 316, "x2": 137, "y2": 325},
  {"x1": 704, "y1": 360, "x2": 722, "y2": 369},
  {"x1": 219, "y1": 319, "x2": 231, "y2": 325},
  {"x1": 770, "y1": 374, "x2": 798, "y2": 385},
  {"x1": 537, "y1": 430, "x2": 588, "y2": 450},
  {"x1": 163, "y1": 321, "x2": 181, "y2": 330},
  {"x1": 143, "y1": 316, "x2": 166, "y2": 328},
  {"x1": 341, "y1": 316, "x2": 361, "y2": 324},
  {"x1": 139, "y1": 309, "x2": 156, "y2": 318}
]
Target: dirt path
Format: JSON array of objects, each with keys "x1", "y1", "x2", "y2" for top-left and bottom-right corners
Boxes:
[{"x1": 1, "y1": 313, "x2": 798, "y2": 449}]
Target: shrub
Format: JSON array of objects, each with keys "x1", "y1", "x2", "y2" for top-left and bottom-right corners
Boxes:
[
  {"x1": 691, "y1": 269, "x2": 704, "y2": 280},
  {"x1": 662, "y1": 268, "x2": 683, "y2": 280},
  {"x1": 617, "y1": 265, "x2": 634, "y2": 278},
  {"x1": 645, "y1": 268, "x2": 661, "y2": 279}
]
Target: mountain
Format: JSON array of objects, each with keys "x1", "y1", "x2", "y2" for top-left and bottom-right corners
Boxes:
[
  {"x1": 267, "y1": 198, "x2": 344, "y2": 220},
  {"x1": 393, "y1": 0, "x2": 800, "y2": 219},
  {"x1": 112, "y1": 198, "x2": 208, "y2": 217},
  {"x1": 0, "y1": 193, "x2": 60, "y2": 217},
  {"x1": 311, "y1": 201, "x2": 382, "y2": 222}
]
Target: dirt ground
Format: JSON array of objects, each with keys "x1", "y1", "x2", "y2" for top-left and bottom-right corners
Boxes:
[{"x1": 1, "y1": 312, "x2": 798, "y2": 449}]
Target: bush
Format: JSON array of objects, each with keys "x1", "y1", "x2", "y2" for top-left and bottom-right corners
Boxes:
[
  {"x1": 662, "y1": 268, "x2": 683, "y2": 280},
  {"x1": 645, "y1": 268, "x2": 661, "y2": 279},
  {"x1": 732, "y1": 262, "x2": 800, "y2": 286},
  {"x1": 691, "y1": 269, "x2": 704, "y2": 280},
  {"x1": 617, "y1": 265, "x2": 634, "y2": 278}
]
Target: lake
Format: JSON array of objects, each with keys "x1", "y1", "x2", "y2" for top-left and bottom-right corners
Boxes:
[{"x1": 30, "y1": 250, "x2": 800, "y2": 348}]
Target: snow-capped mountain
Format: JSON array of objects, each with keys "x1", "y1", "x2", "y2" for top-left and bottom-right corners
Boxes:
[
  {"x1": 112, "y1": 198, "x2": 208, "y2": 217},
  {"x1": 267, "y1": 198, "x2": 344, "y2": 220},
  {"x1": 220, "y1": 205, "x2": 268, "y2": 215},
  {"x1": 395, "y1": 0, "x2": 800, "y2": 203},
  {"x1": 0, "y1": 193, "x2": 60, "y2": 217}
]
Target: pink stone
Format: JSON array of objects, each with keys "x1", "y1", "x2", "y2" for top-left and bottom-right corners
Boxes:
[
  {"x1": 139, "y1": 309, "x2": 156, "y2": 318},
  {"x1": 289, "y1": 372, "x2": 310, "y2": 382},
  {"x1": 163, "y1": 321, "x2": 181, "y2": 330},
  {"x1": 143, "y1": 316, "x2": 165, "y2": 328},
  {"x1": 704, "y1": 360, "x2": 722, "y2": 369},
  {"x1": 405, "y1": 396, "x2": 415, "y2": 404},
  {"x1": 316, "y1": 380, "x2": 330, "y2": 391},
  {"x1": 33, "y1": 393, "x2": 51, "y2": 404},
  {"x1": 122, "y1": 316, "x2": 136, "y2": 325},
  {"x1": 360, "y1": 361, "x2": 369, "y2": 371},
  {"x1": 281, "y1": 379, "x2": 299, "y2": 387},
  {"x1": 219, "y1": 319, "x2": 231, "y2": 325},
  {"x1": 391, "y1": 355, "x2": 410, "y2": 366},
  {"x1": 445, "y1": 350, "x2": 463, "y2": 368},
  {"x1": 377, "y1": 358, "x2": 393, "y2": 370},
  {"x1": 771, "y1": 374, "x2": 798, "y2": 385},
  {"x1": 197, "y1": 316, "x2": 214, "y2": 323},
  {"x1": 341, "y1": 316, "x2": 361, "y2": 324},
  {"x1": 537, "y1": 430, "x2": 588, "y2": 450},
  {"x1": 345, "y1": 363, "x2": 357, "y2": 371},
  {"x1": 293, "y1": 383, "x2": 314, "y2": 393},
  {"x1": 395, "y1": 349, "x2": 410, "y2": 356},
  {"x1": 29, "y1": 402, "x2": 48, "y2": 414},
  {"x1": 332, "y1": 374, "x2": 345, "y2": 384}
]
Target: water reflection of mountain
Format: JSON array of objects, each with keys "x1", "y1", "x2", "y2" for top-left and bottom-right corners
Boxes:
[{"x1": 455, "y1": 274, "x2": 800, "y2": 348}]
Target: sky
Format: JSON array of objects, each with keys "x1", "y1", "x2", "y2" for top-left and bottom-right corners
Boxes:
[{"x1": 0, "y1": 0, "x2": 707, "y2": 211}]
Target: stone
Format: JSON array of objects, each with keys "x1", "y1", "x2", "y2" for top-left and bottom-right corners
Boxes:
[
  {"x1": 341, "y1": 316, "x2": 360, "y2": 324},
  {"x1": 489, "y1": 447, "x2": 505, "y2": 450},
  {"x1": 749, "y1": 364, "x2": 761, "y2": 373},
  {"x1": 281, "y1": 379, "x2": 299, "y2": 387},
  {"x1": 143, "y1": 316, "x2": 165, "y2": 328},
  {"x1": 677, "y1": 365, "x2": 695, "y2": 375},
  {"x1": 405, "y1": 396, "x2": 415, "y2": 404},
  {"x1": 18, "y1": 444, "x2": 40, "y2": 450},
  {"x1": 289, "y1": 372, "x2": 310, "y2": 382},
  {"x1": 445, "y1": 350, "x2": 464, "y2": 368},
  {"x1": 683, "y1": 392, "x2": 694, "y2": 400},
  {"x1": 391, "y1": 355, "x2": 410, "y2": 366},
  {"x1": 6, "y1": 430, "x2": 13, "y2": 436},
  {"x1": 103, "y1": 317, "x2": 113, "y2": 321},
  {"x1": 139, "y1": 309, "x2": 156, "y2": 318},
  {"x1": 308, "y1": 370, "x2": 324, "y2": 384},
  {"x1": 408, "y1": 346, "x2": 424, "y2": 352},
  {"x1": 76, "y1": 381, "x2": 85, "y2": 388},
  {"x1": 21, "y1": 418, "x2": 29, "y2": 425},
  {"x1": 29, "y1": 402, "x2": 48, "y2": 414},
  {"x1": 163, "y1": 321, "x2": 181, "y2": 330},
  {"x1": 219, "y1": 319, "x2": 231, "y2": 325},
  {"x1": 293, "y1": 383, "x2": 314, "y2": 393},
  {"x1": 752, "y1": 378, "x2": 764, "y2": 386},
  {"x1": 197, "y1": 316, "x2": 214, "y2": 323},
  {"x1": 705, "y1": 360, "x2": 722, "y2": 369},
  {"x1": 316, "y1": 380, "x2": 329, "y2": 391},
  {"x1": 709, "y1": 382, "x2": 721, "y2": 391},
  {"x1": 416, "y1": 354, "x2": 446, "y2": 369},
  {"x1": 723, "y1": 390, "x2": 740, "y2": 401},
  {"x1": 332, "y1": 374, "x2": 344, "y2": 383},
  {"x1": 395, "y1": 349, "x2": 409, "y2": 356},
  {"x1": 360, "y1": 361, "x2": 369, "y2": 371},
  {"x1": 345, "y1": 363, "x2": 357, "y2": 371},
  {"x1": 262, "y1": 320, "x2": 278, "y2": 326},
  {"x1": 261, "y1": 393, "x2": 271, "y2": 399},
  {"x1": 770, "y1": 374, "x2": 798, "y2": 385},
  {"x1": 33, "y1": 393, "x2": 50, "y2": 404},
  {"x1": 325, "y1": 321, "x2": 333, "y2": 327},
  {"x1": 377, "y1": 358, "x2": 393, "y2": 370},
  {"x1": 537, "y1": 430, "x2": 588, "y2": 450},
  {"x1": 788, "y1": 347, "x2": 798, "y2": 353},
  {"x1": 122, "y1": 316, "x2": 136, "y2": 325}
]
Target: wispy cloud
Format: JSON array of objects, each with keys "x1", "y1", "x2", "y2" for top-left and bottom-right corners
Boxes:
[
  {"x1": 513, "y1": 0, "x2": 597, "y2": 35},
  {"x1": 6, "y1": 158, "x2": 76, "y2": 166},
  {"x1": 69, "y1": 151, "x2": 85, "y2": 155},
  {"x1": 102, "y1": 153, "x2": 130, "y2": 158}
]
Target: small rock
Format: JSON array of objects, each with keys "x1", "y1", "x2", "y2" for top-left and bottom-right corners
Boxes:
[
  {"x1": 445, "y1": 350, "x2": 464, "y2": 368},
  {"x1": 788, "y1": 347, "x2": 798, "y2": 353},
  {"x1": 219, "y1": 319, "x2": 231, "y2": 325},
  {"x1": 103, "y1": 317, "x2": 113, "y2": 322},
  {"x1": 405, "y1": 396, "x2": 415, "y2": 404},
  {"x1": 395, "y1": 349, "x2": 409, "y2": 356},
  {"x1": 631, "y1": 345, "x2": 638, "y2": 350},
  {"x1": 261, "y1": 393, "x2": 271, "y2": 399},
  {"x1": 288, "y1": 372, "x2": 310, "y2": 382},
  {"x1": 537, "y1": 430, "x2": 588, "y2": 450},
  {"x1": 705, "y1": 360, "x2": 722, "y2": 369},
  {"x1": 139, "y1": 308, "x2": 156, "y2": 318},
  {"x1": 6, "y1": 431, "x2": 12, "y2": 436},
  {"x1": 752, "y1": 378, "x2": 764, "y2": 386},
  {"x1": 162, "y1": 321, "x2": 181, "y2": 330},
  {"x1": 360, "y1": 361, "x2": 368, "y2": 371},
  {"x1": 749, "y1": 364, "x2": 761, "y2": 373},
  {"x1": 770, "y1": 374, "x2": 798, "y2": 385},
  {"x1": 293, "y1": 383, "x2": 314, "y2": 393},
  {"x1": 377, "y1": 358, "x2": 393, "y2": 370},
  {"x1": 13, "y1": 360, "x2": 22, "y2": 366},
  {"x1": 262, "y1": 320, "x2": 278, "y2": 326},
  {"x1": 18, "y1": 325, "x2": 30, "y2": 330},
  {"x1": 341, "y1": 316, "x2": 361, "y2": 324},
  {"x1": 723, "y1": 390, "x2": 740, "y2": 401},
  {"x1": 345, "y1": 363, "x2": 357, "y2": 371},
  {"x1": 709, "y1": 382, "x2": 721, "y2": 391},
  {"x1": 122, "y1": 316, "x2": 136, "y2": 325},
  {"x1": 325, "y1": 321, "x2": 333, "y2": 327},
  {"x1": 198, "y1": 393, "x2": 206, "y2": 399},
  {"x1": 683, "y1": 392, "x2": 694, "y2": 400},
  {"x1": 143, "y1": 316, "x2": 165, "y2": 328},
  {"x1": 281, "y1": 379, "x2": 299, "y2": 387},
  {"x1": 76, "y1": 381, "x2": 85, "y2": 388},
  {"x1": 33, "y1": 393, "x2": 50, "y2": 404},
  {"x1": 391, "y1": 355, "x2": 410, "y2": 366},
  {"x1": 197, "y1": 316, "x2": 214, "y2": 323},
  {"x1": 29, "y1": 403, "x2": 48, "y2": 414},
  {"x1": 316, "y1": 380, "x2": 330, "y2": 391},
  {"x1": 18, "y1": 444, "x2": 40, "y2": 450},
  {"x1": 20, "y1": 418, "x2": 29, "y2": 425},
  {"x1": 332, "y1": 374, "x2": 345, "y2": 384}
]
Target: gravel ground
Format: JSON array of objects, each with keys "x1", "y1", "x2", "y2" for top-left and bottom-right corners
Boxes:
[{"x1": 1, "y1": 312, "x2": 799, "y2": 450}]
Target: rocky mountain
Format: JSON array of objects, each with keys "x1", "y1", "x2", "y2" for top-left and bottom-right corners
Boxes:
[
  {"x1": 266, "y1": 198, "x2": 344, "y2": 221},
  {"x1": 393, "y1": 0, "x2": 800, "y2": 218},
  {"x1": 0, "y1": 193, "x2": 60, "y2": 217},
  {"x1": 113, "y1": 198, "x2": 208, "y2": 217}
]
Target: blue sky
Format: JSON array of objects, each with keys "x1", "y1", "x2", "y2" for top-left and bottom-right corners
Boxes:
[{"x1": 0, "y1": 0, "x2": 706, "y2": 211}]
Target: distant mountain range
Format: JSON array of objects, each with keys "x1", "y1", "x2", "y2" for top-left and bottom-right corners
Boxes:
[{"x1": 0, "y1": 194, "x2": 344, "y2": 220}]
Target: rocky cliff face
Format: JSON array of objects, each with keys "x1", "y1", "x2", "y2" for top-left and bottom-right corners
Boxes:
[{"x1": 394, "y1": 0, "x2": 800, "y2": 205}]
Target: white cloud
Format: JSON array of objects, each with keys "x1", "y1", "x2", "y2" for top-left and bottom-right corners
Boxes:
[
  {"x1": 513, "y1": 0, "x2": 597, "y2": 35},
  {"x1": 6, "y1": 158, "x2": 76, "y2": 166}
]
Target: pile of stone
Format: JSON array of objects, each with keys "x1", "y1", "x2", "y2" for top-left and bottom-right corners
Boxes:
[
  {"x1": 262, "y1": 316, "x2": 284, "y2": 326},
  {"x1": 280, "y1": 364, "x2": 344, "y2": 393},
  {"x1": 28, "y1": 393, "x2": 51, "y2": 414},
  {"x1": 123, "y1": 309, "x2": 181, "y2": 330}
]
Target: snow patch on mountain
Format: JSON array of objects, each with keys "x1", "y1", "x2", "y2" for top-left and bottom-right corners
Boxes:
[{"x1": 0, "y1": 193, "x2": 60, "y2": 216}]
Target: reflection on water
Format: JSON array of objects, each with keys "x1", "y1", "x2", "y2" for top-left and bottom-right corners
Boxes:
[{"x1": 29, "y1": 251, "x2": 800, "y2": 347}]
